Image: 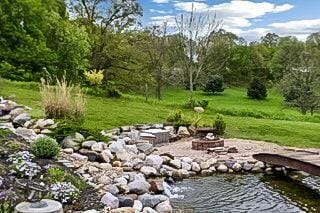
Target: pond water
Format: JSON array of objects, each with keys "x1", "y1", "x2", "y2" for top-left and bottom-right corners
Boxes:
[{"x1": 170, "y1": 174, "x2": 320, "y2": 213}]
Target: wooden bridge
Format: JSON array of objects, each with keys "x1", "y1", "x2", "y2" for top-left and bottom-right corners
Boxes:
[{"x1": 253, "y1": 150, "x2": 320, "y2": 176}]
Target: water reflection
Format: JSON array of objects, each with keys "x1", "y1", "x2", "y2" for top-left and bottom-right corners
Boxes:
[{"x1": 170, "y1": 174, "x2": 320, "y2": 213}]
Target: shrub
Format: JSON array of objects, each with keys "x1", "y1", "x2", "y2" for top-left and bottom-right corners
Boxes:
[
  {"x1": 31, "y1": 137, "x2": 60, "y2": 159},
  {"x1": 46, "y1": 168, "x2": 86, "y2": 190},
  {"x1": 106, "y1": 87, "x2": 121, "y2": 98},
  {"x1": 214, "y1": 114, "x2": 226, "y2": 136},
  {"x1": 84, "y1": 69, "x2": 104, "y2": 85},
  {"x1": 185, "y1": 97, "x2": 209, "y2": 109},
  {"x1": 203, "y1": 74, "x2": 225, "y2": 94},
  {"x1": 166, "y1": 109, "x2": 183, "y2": 123},
  {"x1": 40, "y1": 76, "x2": 86, "y2": 122},
  {"x1": 247, "y1": 78, "x2": 267, "y2": 100}
]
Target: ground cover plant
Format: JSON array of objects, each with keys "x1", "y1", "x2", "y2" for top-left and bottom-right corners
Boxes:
[{"x1": 1, "y1": 79, "x2": 319, "y2": 148}]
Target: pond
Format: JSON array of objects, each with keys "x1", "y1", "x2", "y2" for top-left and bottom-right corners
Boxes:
[{"x1": 170, "y1": 174, "x2": 320, "y2": 213}]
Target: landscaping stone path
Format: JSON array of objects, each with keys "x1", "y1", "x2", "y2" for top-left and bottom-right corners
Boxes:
[{"x1": 155, "y1": 138, "x2": 320, "y2": 162}]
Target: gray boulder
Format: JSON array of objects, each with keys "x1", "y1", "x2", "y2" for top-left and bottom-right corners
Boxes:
[
  {"x1": 128, "y1": 178, "x2": 150, "y2": 194},
  {"x1": 138, "y1": 194, "x2": 168, "y2": 208},
  {"x1": 145, "y1": 155, "x2": 163, "y2": 169},
  {"x1": 13, "y1": 113, "x2": 30, "y2": 125},
  {"x1": 61, "y1": 136, "x2": 81, "y2": 151},
  {"x1": 140, "y1": 166, "x2": 157, "y2": 177},
  {"x1": 101, "y1": 192, "x2": 119, "y2": 209},
  {"x1": 82, "y1": 140, "x2": 97, "y2": 149},
  {"x1": 155, "y1": 200, "x2": 173, "y2": 213}
]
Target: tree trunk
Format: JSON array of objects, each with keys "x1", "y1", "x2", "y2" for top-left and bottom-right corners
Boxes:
[
  {"x1": 189, "y1": 69, "x2": 193, "y2": 94},
  {"x1": 155, "y1": 70, "x2": 161, "y2": 100}
]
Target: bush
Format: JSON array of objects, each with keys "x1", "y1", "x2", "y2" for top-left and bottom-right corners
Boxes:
[
  {"x1": 203, "y1": 74, "x2": 225, "y2": 94},
  {"x1": 106, "y1": 87, "x2": 121, "y2": 98},
  {"x1": 247, "y1": 78, "x2": 267, "y2": 100},
  {"x1": 185, "y1": 97, "x2": 209, "y2": 109},
  {"x1": 166, "y1": 109, "x2": 183, "y2": 123},
  {"x1": 214, "y1": 114, "x2": 226, "y2": 136},
  {"x1": 31, "y1": 137, "x2": 60, "y2": 159},
  {"x1": 40, "y1": 76, "x2": 86, "y2": 122}
]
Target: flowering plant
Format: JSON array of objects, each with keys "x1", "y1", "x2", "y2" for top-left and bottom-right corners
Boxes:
[
  {"x1": 7, "y1": 151, "x2": 40, "y2": 178},
  {"x1": 50, "y1": 182, "x2": 80, "y2": 203}
]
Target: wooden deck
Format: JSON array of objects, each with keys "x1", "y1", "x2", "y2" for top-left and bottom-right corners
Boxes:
[{"x1": 253, "y1": 150, "x2": 320, "y2": 176}]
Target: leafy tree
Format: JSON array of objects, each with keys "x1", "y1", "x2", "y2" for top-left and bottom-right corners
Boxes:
[
  {"x1": 261, "y1": 33, "x2": 280, "y2": 47},
  {"x1": 279, "y1": 49, "x2": 320, "y2": 115},
  {"x1": 203, "y1": 74, "x2": 224, "y2": 95},
  {"x1": 247, "y1": 78, "x2": 267, "y2": 100}
]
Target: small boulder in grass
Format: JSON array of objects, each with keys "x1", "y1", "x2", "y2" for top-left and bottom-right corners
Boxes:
[{"x1": 194, "y1": 107, "x2": 204, "y2": 113}]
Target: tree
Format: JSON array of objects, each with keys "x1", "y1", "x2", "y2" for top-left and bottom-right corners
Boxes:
[
  {"x1": 141, "y1": 23, "x2": 169, "y2": 100},
  {"x1": 247, "y1": 78, "x2": 267, "y2": 100},
  {"x1": 203, "y1": 74, "x2": 224, "y2": 95},
  {"x1": 0, "y1": 0, "x2": 90, "y2": 81},
  {"x1": 261, "y1": 33, "x2": 280, "y2": 47},
  {"x1": 174, "y1": 4, "x2": 221, "y2": 94},
  {"x1": 279, "y1": 48, "x2": 320, "y2": 115}
]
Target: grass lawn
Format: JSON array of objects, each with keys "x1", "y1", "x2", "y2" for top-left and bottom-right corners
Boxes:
[{"x1": 1, "y1": 79, "x2": 319, "y2": 148}]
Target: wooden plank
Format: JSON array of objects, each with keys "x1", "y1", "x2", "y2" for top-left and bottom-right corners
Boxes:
[{"x1": 253, "y1": 152, "x2": 320, "y2": 176}]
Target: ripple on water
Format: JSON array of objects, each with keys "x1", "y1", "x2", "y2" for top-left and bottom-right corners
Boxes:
[{"x1": 170, "y1": 174, "x2": 320, "y2": 213}]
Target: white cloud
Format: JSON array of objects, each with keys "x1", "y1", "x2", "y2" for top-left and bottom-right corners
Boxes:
[
  {"x1": 269, "y1": 19, "x2": 320, "y2": 40},
  {"x1": 173, "y1": 2, "x2": 208, "y2": 12},
  {"x1": 150, "y1": 15, "x2": 175, "y2": 21},
  {"x1": 152, "y1": 0, "x2": 169, "y2": 4},
  {"x1": 149, "y1": 9, "x2": 171, "y2": 14}
]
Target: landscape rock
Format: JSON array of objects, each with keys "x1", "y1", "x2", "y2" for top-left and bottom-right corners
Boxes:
[
  {"x1": 142, "y1": 207, "x2": 157, "y2": 213},
  {"x1": 136, "y1": 142, "x2": 154, "y2": 154},
  {"x1": 180, "y1": 157, "x2": 193, "y2": 164},
  {"x1": 169, "y1": 159, "x2": 181, "y2": 169},
  {"x1": 191, "y1": 162, "x2": 201, "y2": 172},
  {"x1": 133, "y1": 200, "x2": 143, "y2": 211},
  {"x1": 232, "y1": 163, "x2": 242, "y2": 172},
  {"x1": 110, "y1": 207, "x2": 135, "y2": 213},
  {"x1": 200, "y1": 161, "x2": 210, "y2": 170},
  {"x1": 82, "y1": 140, "x2": 97, "y2": 149},
  {"x1": 14, "y1": 127, "x2": 37, "y2": 142},
  {"x1": 105, "y1": 184, "x2": 119, "y2": 195},
  {"x1": 13, "y1": 113, "x2": 30, "y2": 125},
  {"x1": 101, "y1": 192, "x2": 119, "y2": 209},
  {"x1": 138, "y1": 193, "x2": 168, "y2": 208},
  {"x1": 78, "y1": 149, "x2": 101, "y2": 162},
  {"x1": 118, "y1": 195, "x2": 134, "y2": 207},
  {"x1": 243, "y1": 163, "x2": 254, "y2": 171},
  {"x1": 101, "y1": 149, "x2": 113, "y2": 163},
  {"x1": 181, "y1": 162, "x2": 191, "y2": 171},
  {"x1": 217, "y1": 164, "x2": 228, "y2": 172},
  {"x1": 70, "y1": 153, "x2": 88, "y2": 162},
  {"x1": 109, "y1": 140, "x2": 125, "y2": 153},
  {"x1": 148, "y1": 178, "x2": 164, "y2": 193},
  {"x1": 155, "y1": 200, "x2": 173, "y2": 213},
  {"x1": 61, "y1": 136, "x2": 81, "y2": 151},
  {"x1": 140, "y1": 166, "x2": 157, "y2": 177},
  {"x1": 37, "y1": 119, "x2": 55, "y2": 129},
  {"x1": 91, "y1": 142, "x2": 106, "y2": 152},
  {"x1": 177, "y1": 126, "x2": 190, "y2": 137},
  {"x1": 128, "y1": 178, "x2": 150, "y2": 194},
  {"x1": 145, "y1": 155, "x2": 163, "y2": 169}
]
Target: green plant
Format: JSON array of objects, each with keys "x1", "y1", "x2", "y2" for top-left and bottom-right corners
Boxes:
[
  {"x1": 185, "y1": 97, "x2": 209, "y2": 109},
  {"x1": 40, "y1": 76, "x2": 86, "y2": 122},
  {"x1": 247, "y1": 78, "x2": 267, "y2": 100},
  {"x1": 203, "y1": 74, "x2": 225, "y2": 94},
  {"x1": 214, "y1": 114, "x2": 226, "y2": 136},
  {"x1": 106, "y1": 87, "x2": 121, "y2": 98},
  {"x1": 31, "y1": 137, "x2": 60, "y2": 159},
  {"x1": 166, "y1": 109, "x2": 183, "y2": 123},
  {"x1": 46, "y1": 168, "x2": 86, "y2": 191}
]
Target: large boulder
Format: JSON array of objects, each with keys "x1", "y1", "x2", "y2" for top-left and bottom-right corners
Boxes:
[
  {"x1": 191, "y1": 162, "x2": 201, "y2": 172},
  {"x1": 36, "y1": 119, "x2": 55, "y2": 129},
  {"x1": 61, "y1": 136, "x2": 81, "y2": 151},
  {"x1": 100, "y1": 192, "x2": 119, "y2": 209},
  {"x1": 138, "y1": 193, "x2": 168, "y2": 208},
  {"x1": 217, "y1": 164, "x2": 228, "y2": 172},
  {"x1": 133, "y1": 200, "x2": 143, "y2": 212},
  {"x1": 101, "y1": 149, "x2": 113, "y2": 163},
  {"x1": 82, "y1": 140, "x2": 97, "y2": 149},
  {"x1": 168, "y1": 159, "x2": 181, "y2": 169},
  {"x1": 118, "y1": 195, "x2": 134, "y2": 207},
  {"x1": 140, "y1": 166, "x2": 157, "y2": 177},
  {"x1": 155, "y1": 200, "x2": 173, "y2": 213},
  {"x1": 91, "y1": 142, "x2": 107, "y2": 152},
  {"x1": 14, "y1": 127, "x2": 37, "y2": 142},
  {"x1": 128, "y1": 177, "x2": 150, "y2": 194},
  {"x1": 13, "y1": 113, "x2": 30, "y2": 125},
  {"x1": 145, "y1": 155, "x2": 163, "y2": 169},
  {"x1": 177, "y1": 126, "x2": 190, "y2": 137},
  {"x1": 136, "y1": 143, "x2": 154, "y2": 154},
  {"x1": 109, "y1": 140, "x2": 125, "y2": 153}
]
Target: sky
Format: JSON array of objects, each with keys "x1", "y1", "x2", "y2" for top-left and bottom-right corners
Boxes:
[{"x1": 139, "y1": 0, "x2": 320, "y2": 41}]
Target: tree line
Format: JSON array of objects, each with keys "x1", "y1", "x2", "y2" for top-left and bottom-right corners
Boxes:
[{"x1": 0, "y1": 0, "x2": 319, "y2": 114}]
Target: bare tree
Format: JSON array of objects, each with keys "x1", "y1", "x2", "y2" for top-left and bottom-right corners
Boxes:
[{"x1": 174, "y1": 4, "x2": 221, "y2": 94}]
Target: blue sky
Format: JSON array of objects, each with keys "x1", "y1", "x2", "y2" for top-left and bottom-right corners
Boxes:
[{"x1": 139, "y1": 0, "x2": 320, "y2": 41}]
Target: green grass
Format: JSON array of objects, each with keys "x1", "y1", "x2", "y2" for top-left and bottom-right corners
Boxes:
[{"x1": 1, "y1": 79, "x2": 319, "y2": 148}]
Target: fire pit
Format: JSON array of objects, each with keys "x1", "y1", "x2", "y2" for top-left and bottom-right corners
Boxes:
[{"x1": 192, "y1": 139, "x2": 224, "y2": 150}]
